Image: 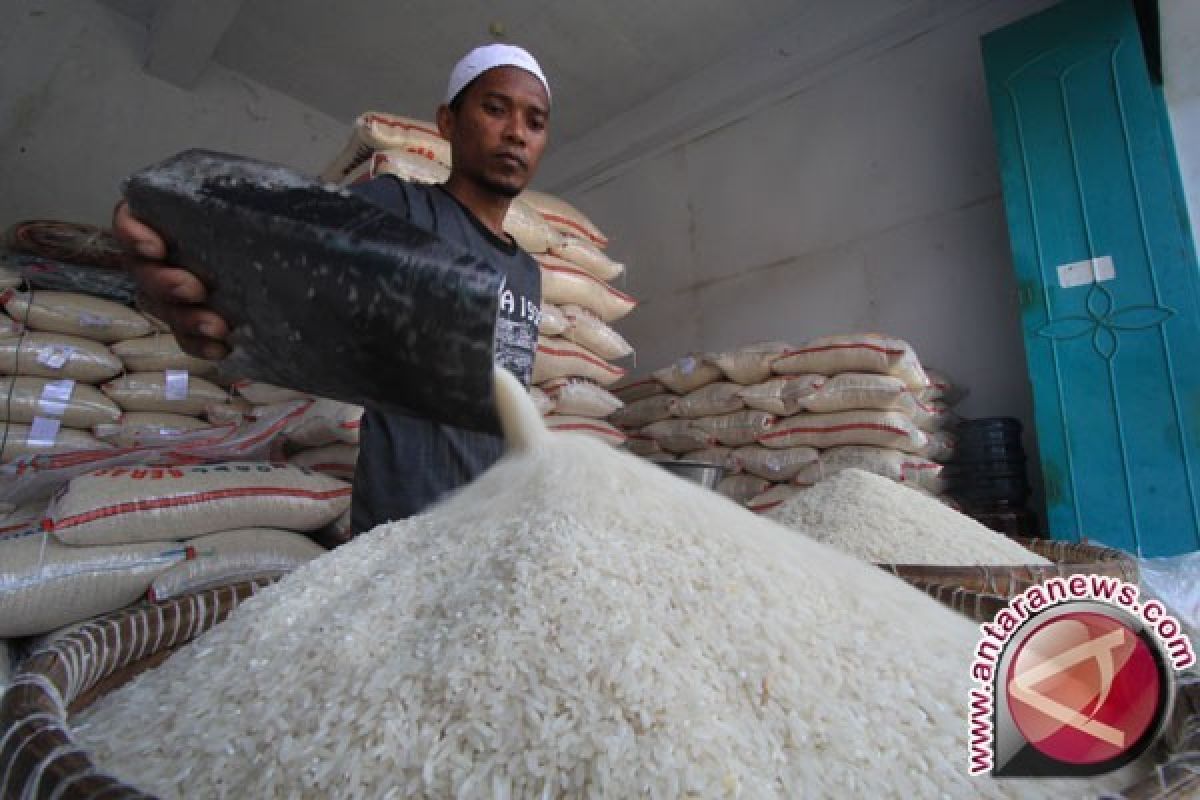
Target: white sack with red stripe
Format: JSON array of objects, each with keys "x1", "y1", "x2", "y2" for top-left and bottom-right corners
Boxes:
[
  {"x1": 539, "y1": 378, "x2": 623, "y2": 419},
  {"x1": 622, "y1": 432, "x2": 663, "y2": 457},
  {"x1": 611, "y1": 376, "x2": 667, "y2": 403},
  {"x1": 0, "y1": 423, "x2": 111, "y2": 461},
  {"x1": 0, "y1": 526, "x2": 191, "y2": 637},
  {"x1": 538, "y1": 256, "x2": 636, "y2": 322},
  {"x1": 47, "y1": 462, "x2": 352, "y2": 546},
  {"x1": 319, "y1": 112, "x2": 451, "y2": 183},
  {"x1": 544, "y1": 415, "x2": 626, "y2": 446},
  {"x1": 520, "y1": 188, "x2": 609, "y2": 249},
  {"x1": 505, "y1": 197, "x2": 563, "y2": 254},
  {"x1": 254, "y1": 398, "x2": 362, "y2": 448},
  {"x1": 690, "y1": 410, "x2": 777, "y2": 448},
  {"x1": 705, "y1": 341, "x2": 791, "y2": 386},
  {"x1": 760, "y1": 410, "x2": 928, "y2": 454},
  {"x1": 640, "y1": 419, "x2": 716, "y2": 454},
  {"x1": 608, "y1": 393, "x2": 676, "y2": 429},
  {"x1": 233, "y1": 381, "x2": 307, "y2": 405},
  {"x1": 288, "y1": 443, "x2": 359, "y2": 481},
  {"x1": 111, "y1": 334, "x2": 217, "y2": 376},
  {"x1": 921, "y1": 430, "x2": 957, "y2": 462},
  {"x1": 148, "y1": 528, "x2": 326, "y2": 603},
  {"x1": 355, "y1": 148, "x2": 450, "y2": 186},
  {"x1": 548, "y1": 235, "x2": 624, "y2": 282},
  {"x1": 529, "y1": 385, "x2": 555, "y2": 416},
  {"x1": 652, "y1": 355, "x2": 722, "y2": 395},
  {"x1": 732, "y1": 445, "x2": 819, "y2": 483},
  {"x1": 747, "y1": 484, "x2": 801, "y2": 514},
  {"x1": 792, "y1": 446, "x2": 946, "y2": 493},
  {"x1": 772, "y1": 333, "x2": 929, "y2": 389},
  {"x1": 0, "y1": 332, "x2": 122, "y2": 383},
  {"x1": 560, "y1": 304, "x2": 633, "y2": 361},
  {"x1": 799, "y1": 372, "x2": 909, "y2": 414},
  {"x1": 716, "y1": 474, "x2": 771, "y2": 505},
  {"x1": 532, "y1": 337, "x2": 625, "y2": 387},
  {"x1": 672, "y1": 382, "x2": 745, "y2": 419},
  {"x1": 538, "y1": 302, "x2": 569, "y2": 336},
  {"x1": 681, "y1": 446, "x2": 738, "y2": 471},
  {"x1": 738, "y1": 374, "x2": 825, "y2": 417}
]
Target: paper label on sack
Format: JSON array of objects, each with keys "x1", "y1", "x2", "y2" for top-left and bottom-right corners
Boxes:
[
  {"x1": 36, "y1": 345, "x2": 75, "y2": 370},
  {"x1": 37, "y1": 379, "x2": 75, "y2": 417},
  {"x1": 78, "y1": 311, "x2": 113, "y2": 328},
  {"x1": 164, "y1": 370, "x2": 190, "y2": 401},
  {"x1": 27, "y1": 416, "x2": 61, "y2": 448}
]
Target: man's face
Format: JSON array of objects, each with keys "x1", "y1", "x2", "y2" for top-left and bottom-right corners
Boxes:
[{"x1": 439, "y1": 66, "x2": 550, "y2": 198}]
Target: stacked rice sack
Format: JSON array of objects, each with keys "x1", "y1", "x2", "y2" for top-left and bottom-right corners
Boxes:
[
  {"x1": 0, "y1": 272, "x2": 347, "y2": 640},
  {"x1": 321, "y1": 111, "x2": 638, "y2": 447},
  {"x1": 610, "y1": 334, "x2": 963, "y2": 511}
]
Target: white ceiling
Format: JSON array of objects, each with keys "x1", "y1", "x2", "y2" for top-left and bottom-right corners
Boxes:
[{"x1": 101, "y1": 0, "x2": 828, "y2": 147}]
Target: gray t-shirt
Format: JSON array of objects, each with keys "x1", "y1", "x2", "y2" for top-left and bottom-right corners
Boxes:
[{"x1": 347, "y1": 176, "x2": 541, "y2": 532}]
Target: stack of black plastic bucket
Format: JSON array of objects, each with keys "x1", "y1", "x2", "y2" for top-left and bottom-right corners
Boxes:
[{"x1": 945, "y1": 417, "x2": 1038, "y2": 536}]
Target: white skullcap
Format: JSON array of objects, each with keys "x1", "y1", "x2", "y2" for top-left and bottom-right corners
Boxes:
[{"x1": 444, "y1": 44, "x2": 551, "y2": 105}]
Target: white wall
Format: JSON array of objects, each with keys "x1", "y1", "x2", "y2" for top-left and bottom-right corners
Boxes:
[
  {"x1": 0, "y1": 0, "x2": 347, "y2": 228},
  {"x1": 561, "y1": 0, "x2": 1055, "y2": 421},
  {"x1": 1163, "y1": 0, "x2": 1200, "y2": 249}
]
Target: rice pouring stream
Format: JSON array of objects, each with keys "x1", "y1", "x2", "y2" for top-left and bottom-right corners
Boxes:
[{"x1": 71, "y1": 369, "x2": 1131, "y2": 798}]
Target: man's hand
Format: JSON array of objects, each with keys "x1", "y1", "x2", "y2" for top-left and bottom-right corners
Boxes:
[{"x1": 113, "y1": 200, "x2": 230, "y2": 361}]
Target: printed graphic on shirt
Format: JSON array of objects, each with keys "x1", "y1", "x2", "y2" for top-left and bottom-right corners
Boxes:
[{"x1": 496, "y1": 286, "x2": 538, "y2": 386}]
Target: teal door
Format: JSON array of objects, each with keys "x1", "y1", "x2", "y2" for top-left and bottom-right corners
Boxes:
[{"x1": 982, "y1": 0, "x2": 1200, "y2": 556}]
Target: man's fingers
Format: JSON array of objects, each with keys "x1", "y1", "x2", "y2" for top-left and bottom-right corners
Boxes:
[
  {"x1": 113, "y1": 201, "x2": 167, "y2": 260},
  {"x1": 126, "y1": 261, "x2": 209, "y2": 304}
]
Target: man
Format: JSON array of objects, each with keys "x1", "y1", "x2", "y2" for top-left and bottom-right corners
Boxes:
[{"x1": 114, "y1": 44, "x2": 551, "y2": 533}]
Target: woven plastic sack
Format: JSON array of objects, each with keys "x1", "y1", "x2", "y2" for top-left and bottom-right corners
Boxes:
[
  {"x1": 544, "y1": 415, "x2": 626, "y2": 446},
  {"x1": 759, "y1": 410, "x2": 927, "y2": 453},
  {"x1": 205, "y1": 397, "x2": 253, "y2": 424},
  {"x1": 560, "y1": 304, "x2": 633, "y2": 361},
  {"x1": 93, "y1": 412, "x2": 217, "y2": 447},
  {"x1": 800, "y1": 372, "x2": 909, "y2": 413},
  {"x1": 792, "y1": 445, "x2": 945, "y2": 493},
  {"x1": 538, "y1": 256, "x2": 636, "y2": 322},
  {"x1": 548, "y1": 235, "x2": 624, "y2": 282},
  {"x1": 0, "y1": 289, "x2": 152, "y2": 343},
  {"x1": 691, "y1": 410, "x2": 777, "y2": 447},
  {"x1": 738, "y1": 374, "x2": 826, "y2": 416},
  {"x1": 641, "y1": 419, "x2": 716, "y2": 454},
  {"x1": 505, "y1": 197, "x2": 564, "y2": 255},
  {"x1": 269, "y1": 398, "x2": 363, "y2": 447},
  {"x1": 920, "y1": 368, "x2": 967, "y2": 406},
  {"x1": 622, "y1": 432, "x2": 663, "y2": 458},
  {"x1": 0, "y1": 527, "x2": 190, "y2": 637},
  {"x1": 46, "y1": 462, "x2": 351, "y2": 546},
  {"x1": 538, "y1": 302, "x2": 569, "y2": 336},
  {"x1": 0, "y1": 401, "x2": 309, "y2": 509},
  {"x1": 706, "y1": 342, "x2": 791, "y2": 385},
  {"x1": 900, "y1": 395, "x2": 960, "y2": 432},
  {"x1": 0, "y1": 424, "x2": 111, "y2": 461},
  {"x1": 532, "y1": 337, "x2": 626, "y2": 387},
  {"x1": 716, "y1": 474, "x2": 771, "y2": 505},
  {"x1": 148, "y1": 528, "x2": 326, "y2": 602},
  {"x1": 672, "y1": 382, "x2": 745, "y2": 419},
  {"x1": 101, "y1": 372, "x2": 228, "y2": 415},
  {"x1": 653, "y1": 355, "x2": 722, "y2": 395},
  {"x1": 520, "y1": 188, "x2": 609, "y2": 249},
  {"x1": 746, "y1": 484, "x2": 801, "y2": 514},
  {"x1": 773, "y1": 333, "x2": 929, "y2": 389},
  {"x1": 0, "y1": 315, "x2": 23, "y2": 337},
  {"x1": 608, "y1": 394, "x2": 676, "y2": 429},
  {"x1": 111, "y1": 334, "x2": 218, "y2": 375},
  {"x1": 359, "y1": 148, "x2": 450, "y2": 186},
  {"x1": 0, "y1": 332, "x2": 122, "y2": 383},
  {"x1": 611, "y1": 376, "x2": 667, "y2": 403},
  {"x1": 539, "y1": 378, "x2": 623, "y2": 419},
  {"x1": 319, "y1": 112, "x2": 451, "y2": 183},
  {"x1": 682, "y1": 446, "x2": 738, "y2": 471},
  {"x1": 0, "y1": 377, "x2": 120, "y2": 427},
  {"x1": 732, "y1": 445, "x2": 819, "y2": 482},
  {"x1": 529, "y1": 386, "x2": 555, "y2": 416},
  {"x1": 922, "y1": 430, "x2": 957, "y2": 462},
  {"x1": 289, "y1": 443, "x2": 359, "y2": 481}
]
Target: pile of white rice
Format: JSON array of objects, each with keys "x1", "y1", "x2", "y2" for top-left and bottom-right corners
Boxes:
[
  {"x1": 768, "y1": 468, "x2": 1050, "y2": 565},
  {"x1": 71, "y1": 372, "x2": 1124, "y2": 798}
]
